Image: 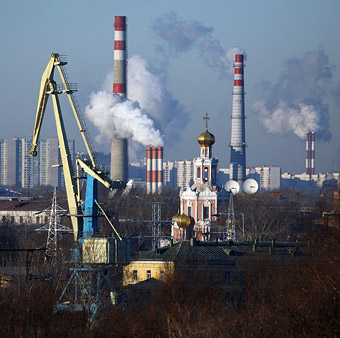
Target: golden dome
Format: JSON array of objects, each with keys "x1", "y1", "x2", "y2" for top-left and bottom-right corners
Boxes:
[
  {"x1": 198, "y1": 112, "x2": 215, "y2": 147},
  {"x1": 175, "y1": 213, "x2": 191, "y2": 229},
  {"x1": 198, "y1": 128, "x2": 215, "y2": 147},
  {"x1": 172, "y1": 211, "x2": 180, "y2": 224}
]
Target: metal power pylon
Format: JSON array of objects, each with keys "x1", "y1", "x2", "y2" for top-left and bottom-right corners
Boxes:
[
  {"x1": 151, "y1": 202, "x2": 162, "y2": 251},
  {"x1": 225, "y1": 193, "x2": 236, "y2": 242},
  {"x1": 36, "y1": 188, "x2": 71, "y2": 258}
]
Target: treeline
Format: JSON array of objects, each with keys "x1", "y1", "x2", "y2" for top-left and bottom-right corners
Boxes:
[{"x1": 0, "y1": 229, "x2": 340, "y2": 337}]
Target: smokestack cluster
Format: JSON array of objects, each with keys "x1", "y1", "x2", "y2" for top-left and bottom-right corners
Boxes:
[
  {"x1": 111, "y1": 15, "x2": 128, "y2": 182},
  {"x1": 229, "y1": 54, "x2": 246, "y2": 189},
  {"x1": 146, "y1": 146, "x2": 163, "y2": 194},
  {"x1": 306, "y1": 132, "x2": 315, "y2": 175}
]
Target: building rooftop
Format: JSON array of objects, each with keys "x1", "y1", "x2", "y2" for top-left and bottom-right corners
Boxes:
[
  {"x1": 0, "y1": 200, "x2": 51, "y2": 212},
  {"x1": 134, "y1": 240, "x2": 306, "y2": 266}
]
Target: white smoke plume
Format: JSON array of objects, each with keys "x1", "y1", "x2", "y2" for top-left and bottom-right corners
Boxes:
[
  {"x1": 85, "y1": 91, "x2": 164, "y2": 147},
  {"x1": 87, "y1": 54, "x2": 189, "y2": 160},
  {"x1": 152, "y1": 12, "x2": 246, "y2": 77},
  {"x1": 253, "y1": 48, "x2": 333, "y2": 141},
  {"x1": 254, "y1": 100, "x2": 320, "y2": 139},
  {"x1": 100, "y1": 54, "x2": 189, "y2": 148}
]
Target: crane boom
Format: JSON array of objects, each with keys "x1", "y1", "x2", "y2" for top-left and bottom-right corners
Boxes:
[
  {"x1": 29, "y1": 53, "x2": 125, "y2": 241},
  {"x1": 29, "y1": 56, "x2": 56, "y2": 157}
]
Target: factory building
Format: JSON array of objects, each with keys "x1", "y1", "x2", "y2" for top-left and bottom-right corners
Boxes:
[{"x1": 110, "y1": 16, "x2": 128, "y2": 183}]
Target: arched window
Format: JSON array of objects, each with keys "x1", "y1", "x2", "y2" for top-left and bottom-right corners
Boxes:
[
  {"x1": 197, "y1": 167, "x2": 201, "y2": 179},
  {"x1": 204, "y1": 167, "x2": 209, "y2": 182}
]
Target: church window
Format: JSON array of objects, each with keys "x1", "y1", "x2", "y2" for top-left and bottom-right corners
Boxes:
[
  {"x1": 204, "y1": 167, "x2": 208, "y2": 182},
  {"x1": 133, "y1": 270, "x2": 137, "y2": 282},
  {"x1": 203, "y1": 206, "x2": 209, "y2": 219},
  {"x1": 147, "y1": 270, "x2": 151, "y2": 279},
  {"x1": 197, "y1": 167, "x2": 201, "y2": 178},
  {"x1": 187, "y1": 207, "x2": 192, "y2": 217}
]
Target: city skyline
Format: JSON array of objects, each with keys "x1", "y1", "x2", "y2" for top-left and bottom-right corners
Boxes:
[{"x1": 1, "y1": 1, "x2": 340, "y2": 174}]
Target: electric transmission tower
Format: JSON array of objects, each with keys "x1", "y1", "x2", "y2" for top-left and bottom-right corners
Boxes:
[
  {"x1": 225, "y1": 193, "x2": 236, "y2": 242},
  {"x1": 151, "y1": 202, "x2": 162, "y2": 251},
  {"x1": 36, "y1": 188, "x2": 72, "y2": 258}
]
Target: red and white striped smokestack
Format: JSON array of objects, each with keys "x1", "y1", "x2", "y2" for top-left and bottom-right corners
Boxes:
[
  {"x1": 111, "y1": 16, "x2": 128, "y2": 182},
  {"x1": 229, "y1": 54, "x2": 246, "y2": 190},
  {"x1": 146, "y1": 147, "x2": 152, "y2": 194},
  {"x1": 306, "y1": 132, "x2": 315, "y2": 175},
  {"x1": 311, "y1": 132, "x2": 315, "y2": 175},
  {"x1": 157, "y1": 147, "x2": 163, "y2": 193},
  {"x1": 113, "y1": 16, "x2": 127, "y2": 97},
  {"x1": 152, "y1": 147, "x2": 157, "y2": 194}
]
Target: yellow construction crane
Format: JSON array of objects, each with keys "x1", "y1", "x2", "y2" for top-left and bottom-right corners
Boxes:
[{"x1": 29, "y1": 53, "x2": 125, "y2": 241}]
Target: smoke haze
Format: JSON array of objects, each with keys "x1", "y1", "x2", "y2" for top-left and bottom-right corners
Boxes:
[
  {"x1": 152, "y1": 12, "x2": 246, "y2": 77},
  {"x1": 253, "y1": 48, "x2": 333, "y2": 141}
]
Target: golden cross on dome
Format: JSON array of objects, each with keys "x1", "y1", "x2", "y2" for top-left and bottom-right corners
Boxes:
[{"x1": 203, "y1": 112, "x2": 209, "y2": 129}]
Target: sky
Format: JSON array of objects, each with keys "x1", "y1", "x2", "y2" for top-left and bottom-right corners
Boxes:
[{"x1": 1, "y1": 0, "x2": 340, "y2": 174}]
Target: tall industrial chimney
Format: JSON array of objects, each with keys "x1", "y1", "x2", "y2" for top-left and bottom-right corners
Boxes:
[
  {"x1": 152, "y1": 147, "x2": 157, "y2": 194},
  {"x1": 157, "y1": 146, "x2": 163, "y2": 194},
  {"x1": 229, "y1": 54, "x2": 246, "y2": 189},
  {"x1": 146, "y1": 146, "x2": 163, "y2": 194},
  {"x1": 146, "y1": 147, "x2": 152, "y2": 194},
  {"x1": 306, "y1": 131, "x2": 315, "y2": 175},
  {"x1": 110, "y1": 16, "x2": 128, "y2": 182}
]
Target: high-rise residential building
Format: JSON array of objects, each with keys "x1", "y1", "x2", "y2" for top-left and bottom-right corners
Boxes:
[
  {"x1": 39, "y1": 138, "x2": 75, "y2": 188},
  {"x1": 163, "y1": 161, "x2": 177, "y2": 189},
  {"x1": 0, "y1": 138, "x2": 75, "y2": 188},
  {"x1": 176, "y1": 160, "x2": 194, "y2": 190},
  {"x1": 247, "y1": 166, "x2": 281, "y2": 192},
  {"x1": 162, "y1": 160, "x2": 193, "y2": 190},
  {"x1": 0, "y1": 138, "x2": 21, "y2": 186},
  {"x1": 21, "y1": 138, "x2": 39, "y2": 188}
]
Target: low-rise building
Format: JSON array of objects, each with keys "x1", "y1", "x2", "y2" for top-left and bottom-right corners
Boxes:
[
  {"x1": 0, "y1": 200, "x2": 51, "y2": 225},
  {"x1": 123, "y1": 239, "x2": 305, "y2": 287}
]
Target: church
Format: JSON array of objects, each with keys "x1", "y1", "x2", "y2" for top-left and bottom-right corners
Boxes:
[{"x1": 172, "y1": 114, "x2": 228, "y2": 242}]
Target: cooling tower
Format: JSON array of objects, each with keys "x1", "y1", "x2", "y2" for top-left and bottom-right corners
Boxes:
[
  {"x1": 110, "y1": 16, "x2": 128, "y2": 182},
  {"x1": 229, "y1": 54, "x2": 246, "y2": 189}
]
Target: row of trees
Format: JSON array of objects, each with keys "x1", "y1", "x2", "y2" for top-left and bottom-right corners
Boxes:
[{"x1": 0, "y1": 229, "x2": 339, "y2": 337}]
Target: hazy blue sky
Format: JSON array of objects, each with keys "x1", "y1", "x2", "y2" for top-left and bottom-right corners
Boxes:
[{"x1": 1, "y1": 0, "x2": 339, "y2": 174}]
